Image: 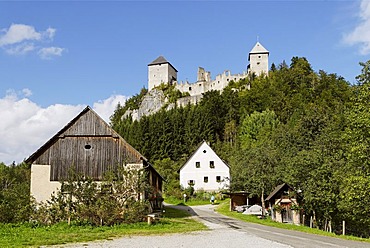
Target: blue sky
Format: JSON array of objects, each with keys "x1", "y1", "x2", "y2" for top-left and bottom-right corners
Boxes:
[{"x1": 1, "y1": 1, "x2": 369, "y2": 164}]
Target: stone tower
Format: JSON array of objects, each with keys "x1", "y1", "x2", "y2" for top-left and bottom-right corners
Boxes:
[
  {"x1": 248, "y1": 42, "x2": 269, "y2": 76},
  {"x1": 148, "y1": 56, "x2": 178, "y2": 91}
]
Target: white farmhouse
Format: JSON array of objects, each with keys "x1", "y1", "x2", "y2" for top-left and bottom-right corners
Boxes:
[{"x1": 179, "y1": 141, "x2": 230, "y2": 192}]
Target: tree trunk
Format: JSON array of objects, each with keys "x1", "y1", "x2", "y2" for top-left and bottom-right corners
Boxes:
[{"x1": 261, "y1": 188, "x2": 265, "y2": 218}]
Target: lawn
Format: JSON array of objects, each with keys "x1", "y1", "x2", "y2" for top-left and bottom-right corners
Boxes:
[
  {"x1": 0, "y1": 206, "x2": 207, "y2": 247},
  {"x1": 216, "y1": 200, "x2": 370, "y2": 243}
]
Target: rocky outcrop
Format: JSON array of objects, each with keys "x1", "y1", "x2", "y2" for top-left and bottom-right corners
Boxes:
[
  {"x1": 123, "y1": 89, "x2": 204, "y2": 121},
  {"x1": 123, "y1": 89, "x2": 168, "y2": 121}
]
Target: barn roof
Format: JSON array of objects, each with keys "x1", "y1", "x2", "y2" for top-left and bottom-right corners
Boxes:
[{"x1": 25, "y1": 106, "x2": 163, "y2": 180}]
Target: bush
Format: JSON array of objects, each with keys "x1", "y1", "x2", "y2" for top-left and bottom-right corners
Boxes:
[
  {"x1": 31, "y1": 166, "x2": 152, "y2": 226},
  {"x1": 0, "y1": 163, "x2": 33, "y2": 223}
]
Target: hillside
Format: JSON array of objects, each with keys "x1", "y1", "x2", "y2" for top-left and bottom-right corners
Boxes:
[{"x1": 111, "y1": 57, "x2": 370, "y2": 238}]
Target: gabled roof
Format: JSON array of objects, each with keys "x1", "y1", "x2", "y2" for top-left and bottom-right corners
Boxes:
[
  {"x1": 25, "y1": 106, "x2": 101, "y2": 164},
  {"x1": 178, "y1": 140, "x2": 230, "y2": 172},
  {"x1": 148, "y1": 56, "x2": 178, "y2": 72},
  {"x1": 265, "y1": 183, "x2": 294, "y2": 201},
  {"x1": 25, "y1": 106, "x2": 164, "y2": 180},
  {"x1": 248, "y1": 42, "x2": 269, "y2": 60}
]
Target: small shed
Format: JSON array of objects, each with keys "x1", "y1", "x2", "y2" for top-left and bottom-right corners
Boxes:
[
  {"x1": 266, "y1": 183, "x2": 301, "y2": 224},
  {"x1": 225, "y1": 192, "x2": 260, "y2": 211}
]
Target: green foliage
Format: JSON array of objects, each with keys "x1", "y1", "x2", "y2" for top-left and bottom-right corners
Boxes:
[
  {"x1": 0, "y1": 207, "x2": 206, "y2": 247},
  {"x1": 110, "y1": 57, "x2": 370, "y2": 237},
  {"x1": 0, "y1": 163, "x2": 32, "y2": 223},
  {"x1": 32, "y1": 166, "x2": 151, "y2": 226},
  {"x1": 156, "y1": 83, "x2": 190, "y2": 103}
]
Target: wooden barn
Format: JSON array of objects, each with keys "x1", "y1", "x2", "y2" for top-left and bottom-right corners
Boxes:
[{"x1": 25, "y1": 106, "x2": 163, "y2": 208}]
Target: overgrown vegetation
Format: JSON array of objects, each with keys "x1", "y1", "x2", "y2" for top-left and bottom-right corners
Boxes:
[
  {"x1": 32, "y1": 166, "x2": 151, "y2": 226},
  {"x1": 0, "y1": 163, "x2": 32, "y2": 223},
  {"x1": 111, "y1": 58, "x2": 370, "y2": 238},
  {"x1": 156, "y1": 82, "x2": 190, "y2": 103},
  {"x1": 0, "y1": 206, "x2": 206, "y2": 247},
  {"x1": 216, "y1": 201, "x2": 370, "y2": 243}
]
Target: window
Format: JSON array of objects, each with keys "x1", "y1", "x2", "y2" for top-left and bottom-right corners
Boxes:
[
  {"x1": 203, "y1": 150, "x2": 207, "y2": 153},
  {"x1": 257, "y1": 62, "x2": 260, "y2": 65},
  {"x1": 204, "y1": 176, "x2": 208, "y2": 183},
  {"x1": 189, "y1": 87, "x2": 192, "y2": 91},
  {"x1": 188, "y1": 180, "x2": 195, "y2": 186},
  {"x1": 84, "y1": 144, "x2": 91, "y2": 150},
  {"x1": 210, "y1": 161, "x2": 215, "y2": 169},
  {"x1": 196, "y1": 161, "x2": 200, "y2": 168},
  {"x1": 216, "y1": 176, "x2": 221, "y2": 182}
]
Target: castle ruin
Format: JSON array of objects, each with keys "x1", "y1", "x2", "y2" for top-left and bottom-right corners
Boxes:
[
  {"x1": 125, "y1": 42, "x2": 269, "y2": 120},
  {"x1": 148, "y1": 41, "x2": 269, "y2": 95}
]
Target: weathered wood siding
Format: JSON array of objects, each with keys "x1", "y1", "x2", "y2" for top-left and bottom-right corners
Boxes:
[{"x1": 32, "y1": 109, "x2": 142, "y2": 181}]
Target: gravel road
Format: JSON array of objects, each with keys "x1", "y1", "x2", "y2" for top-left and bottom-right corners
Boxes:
[{"x1": 57, "y1": 204, "x2": 369, "y2": 248}]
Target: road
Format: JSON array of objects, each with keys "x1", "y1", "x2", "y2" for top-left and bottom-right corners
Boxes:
[
  {"x1": 62, "y1": 204, "x2": 370, "y2": 248},
  {"x1": 178, "y1": 204, "x2": 370, "y2": 248}
]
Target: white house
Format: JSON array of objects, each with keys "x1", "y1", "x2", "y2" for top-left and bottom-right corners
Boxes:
[{"x1": 179, "y1": 141, "x2": 230, "y2": 192}]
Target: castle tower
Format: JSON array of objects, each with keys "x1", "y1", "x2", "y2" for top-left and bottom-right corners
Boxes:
[
  {"x1": 248, "y1": 42, "x2": 269, "y2": 76},
  {"x1": 148, "y1": 56, "x2": 178, "y2": 91}
]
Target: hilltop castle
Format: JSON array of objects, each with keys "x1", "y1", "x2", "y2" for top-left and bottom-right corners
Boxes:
[
  {"x1": 125, "y1": 42, "x2": 269, "y2": 120},
  {"x1": 148, "y1": 41, "x2": 269, "y2": 95}
]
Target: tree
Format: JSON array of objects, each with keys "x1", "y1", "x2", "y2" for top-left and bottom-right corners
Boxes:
[
  {"x1": 0, "y1": 163, "x2": 32, "y2": 223},
  {"x1": 236, "y1": 110, "x2": 281, "y2": 216}
]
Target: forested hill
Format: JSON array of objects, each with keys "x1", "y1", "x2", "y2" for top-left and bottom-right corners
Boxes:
[{"x1": 111, "y1": 57, "x2": 370, "y2": 237}]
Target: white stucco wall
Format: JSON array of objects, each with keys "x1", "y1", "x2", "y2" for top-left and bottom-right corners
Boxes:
[
  {"x1": 148, "y1": 63, "x2": 177, "y2": 91},
  {"x1": 180, "y1": 142, "x2": 230, "y2": 192},
  {"x1": 30, "y1": 164, "x2": 61, "y2": 203},
  {"x1": 249, "y1": 53, "x2": 269, "y2": 76},
  {"x1": 175, "y1": 70, "x2": 248, "y2": 97}
]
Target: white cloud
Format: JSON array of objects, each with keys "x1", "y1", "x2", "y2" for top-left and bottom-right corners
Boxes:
[
  {"x1": 5, "y1": 43, "x2": 35, "y2": 55},
  {"x1": 22, "y1": 88, "x2": 33, "y2": 97},
  {"x1": 44, "y1": 27, "x2": 56, "y2": 40},
  {"x1": 0, "y1": 90, "x2": 129, "y2": 165},
  {"x1": 0, "y1": 24, "x2": 41, "y2": 46},
  {"x1": 0, "y1": 24, "x2": 64, "y2": 59},
  {"x1": 93, "y1": 95, "x2": 128, "y2": 123},
  {"x1": 343, "y1": 0, "x2": 370, "y2": 55},
  {"x1": 38, "y1": 47, "x2": 65, "y2": 59}
]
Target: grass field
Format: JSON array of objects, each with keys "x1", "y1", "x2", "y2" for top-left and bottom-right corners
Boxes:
[
  {"x1": 216, "y1": 200, "x2": 370, "y2": 243},
  {"x1": 0, "y1": 206, "x2": 207, "y2": 247}
]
